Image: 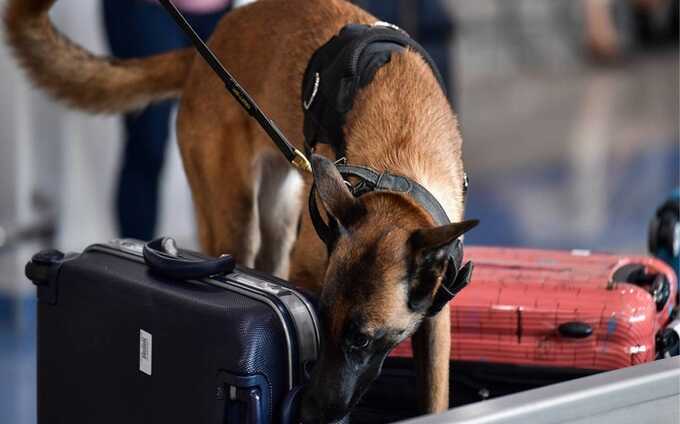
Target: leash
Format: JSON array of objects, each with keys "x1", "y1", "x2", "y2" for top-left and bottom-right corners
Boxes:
[{"x1": 158, "y1": 0, "x2": 311, "y2": 174}]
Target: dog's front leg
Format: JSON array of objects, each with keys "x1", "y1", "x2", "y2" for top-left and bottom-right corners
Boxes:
[{"x1": 412, "y1": 303, "x2": 451, "y2": 414}]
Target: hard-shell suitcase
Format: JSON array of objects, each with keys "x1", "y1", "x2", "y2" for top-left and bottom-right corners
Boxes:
[
  {"x1": 391, "y1": 246, "x2": 678, "y2": 369},
  {"x1": 355, "y1": 246, "x2": 679, "y2": 423},
  {"x1": 25, "y1": 238, "x2": 320, "y2": 424}
]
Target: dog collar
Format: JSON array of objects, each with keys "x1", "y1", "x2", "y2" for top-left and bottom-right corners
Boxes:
[
  {"x1": 308, "y1": 162, "x2": 472, "y2": 318},
  {"x1": 303, "y1": 23, "x2": 472, "y2": 317}
]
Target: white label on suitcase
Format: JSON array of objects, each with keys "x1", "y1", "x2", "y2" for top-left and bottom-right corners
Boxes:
[{"x1": 139, "y1": 329, "x2": 152, "y2": 376}]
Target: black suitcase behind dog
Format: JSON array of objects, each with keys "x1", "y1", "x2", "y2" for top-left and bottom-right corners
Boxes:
[{"x1": 26, "y1": 238, "x2": 320, "y2": 424}]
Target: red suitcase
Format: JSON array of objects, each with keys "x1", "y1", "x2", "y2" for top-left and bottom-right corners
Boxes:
[
  {"x1": 391, "y1": 246, "x2": 678, "y2": 370},
  {"x1": 353, "y1": 248, "x2": 678, "y2": 423}
]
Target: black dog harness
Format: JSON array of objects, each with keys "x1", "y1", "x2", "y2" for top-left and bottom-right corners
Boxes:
[{"x1": 302, "y1": 23, "x2": 473, "y2": 317}]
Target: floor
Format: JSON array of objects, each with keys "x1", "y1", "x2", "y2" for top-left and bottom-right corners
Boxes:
[
  {"x1": 0, "y1": 10, "x2": 678, "y2": 424},
  {"x1": 0, "y1": 323, "x2": 36, "y2": 424},
  {"x1": 459, "y1": 50, "x2": 679, "y2": 252}
]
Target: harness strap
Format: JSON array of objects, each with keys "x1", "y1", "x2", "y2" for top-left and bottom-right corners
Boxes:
[
  {"x1": 335, "y1": 164, "x2": 451, "y2": 226},
  {"x1": 308, "y1": 181, "x2": 336, "y2": 248}
]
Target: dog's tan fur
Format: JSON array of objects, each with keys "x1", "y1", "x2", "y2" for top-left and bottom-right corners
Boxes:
[{"x1": 5, "y1": 0, "x2": 470, "y2": 417}]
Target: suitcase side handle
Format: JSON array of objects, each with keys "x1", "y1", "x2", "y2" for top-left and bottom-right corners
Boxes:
[
  {"x1": 143, "y1": 237, "x2": 235, "y2": 280},
  {"x1": 558, "y1": 321, "x2": 593, "y2": 339}
]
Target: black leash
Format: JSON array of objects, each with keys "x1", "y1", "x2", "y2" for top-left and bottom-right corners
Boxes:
[{"x1": 157, "y1": 0, "x2": 311, "y2": 174}]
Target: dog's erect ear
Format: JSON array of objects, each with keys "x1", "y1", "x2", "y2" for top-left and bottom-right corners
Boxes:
[
  {"x1": 407, "y1": 220, "x2": 479, "y2": 312},
  {"x1": 409, "y1": 220, "x2": 479, "y2": 253},
  {"x1": 311, "y1": 154, "x2": 364, "y2": 227}
]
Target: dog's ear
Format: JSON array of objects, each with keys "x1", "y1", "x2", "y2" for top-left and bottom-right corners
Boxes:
[
  {"x1": 409, "y1": 220, "x2": 479, "y2": 253},
  {"x1": 407, "y1": 220, "x2": 479, "y2": 312},
  {"x1": 311, "y1": 154, "x2": 364, "y2": 227}
]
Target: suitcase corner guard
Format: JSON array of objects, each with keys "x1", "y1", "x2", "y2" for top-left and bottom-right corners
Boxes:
[{"x1": 25, "y1": 248, "x2": 76, "y2": 305}]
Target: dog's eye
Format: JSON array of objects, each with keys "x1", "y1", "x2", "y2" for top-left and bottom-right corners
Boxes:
[{"x1": 349, "y1": 333, "x2": 371, "y2": 350}]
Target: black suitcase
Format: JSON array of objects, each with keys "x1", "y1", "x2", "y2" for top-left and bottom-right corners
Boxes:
[{"x1": 26, "y1": 238, "x2": 320, "y2": 424}]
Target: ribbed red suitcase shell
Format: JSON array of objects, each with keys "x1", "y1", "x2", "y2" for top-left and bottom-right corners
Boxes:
[{"x1": 391, "y1": 247, "x2": 677, "y2": 370}]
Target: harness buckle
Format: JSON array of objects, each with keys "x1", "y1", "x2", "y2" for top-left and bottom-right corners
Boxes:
[
  {"x1": 372, "y1": 21, "x2": 409, "y2": 37},
  {"x1": 426, "y1": 260, "x2": 474, "y2": 317}
]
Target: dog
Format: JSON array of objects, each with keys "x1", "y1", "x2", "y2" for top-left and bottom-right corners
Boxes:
[{"x1": 5, "y1": 0, "x2": 477, "y2": 421}]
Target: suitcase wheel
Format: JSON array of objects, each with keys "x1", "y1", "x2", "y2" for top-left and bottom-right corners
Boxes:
[
  {"x1": 649, "y1": 193, "x2": 680, "y2": 270},
  {"x1": 656, "y1": 327, "x2": 680, "y2": 359},
  {"x1": 613, "y1": 264, "x2": 671, "y2": 311}
]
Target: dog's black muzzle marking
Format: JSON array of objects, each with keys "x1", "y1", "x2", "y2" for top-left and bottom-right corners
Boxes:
[{"x1": 300, "y1": 336, "x2": 387, "y2": 423}]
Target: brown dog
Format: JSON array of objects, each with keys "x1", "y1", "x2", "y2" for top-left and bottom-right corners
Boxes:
[{"x1": 5, "y1": 0, "x2": 476, "y2": 421}]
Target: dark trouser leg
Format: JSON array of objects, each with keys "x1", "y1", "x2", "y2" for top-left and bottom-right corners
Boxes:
[
  {"x1": 353, "y1": 0, "x2": 456, "y2": 104},
  {"x1": 101, "y1": 0, "x2": 228, "y2": 239},
  {"x1": 115, "y1": 104, "x2": 173, "y2": 240}
]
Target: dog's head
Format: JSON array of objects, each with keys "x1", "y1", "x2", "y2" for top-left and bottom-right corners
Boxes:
[{"x1": 300, "y1": 155, "x2": 476, "y2": 423}]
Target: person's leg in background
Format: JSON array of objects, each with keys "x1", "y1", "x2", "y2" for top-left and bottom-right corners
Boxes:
[
  {"x1": 413, "y1": 0, "x2": 456, "y2": 105},
  {"x1": 353, "y1": 0, "x2": 456, "y2": 105},
  {"x1": 102, "y1": 0, "x2": 228, "y2": 240}
]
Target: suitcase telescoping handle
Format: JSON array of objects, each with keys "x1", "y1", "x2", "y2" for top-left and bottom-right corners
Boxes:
[{"x1": 143, "y1": 237, "x2": 235, "y2": 280}]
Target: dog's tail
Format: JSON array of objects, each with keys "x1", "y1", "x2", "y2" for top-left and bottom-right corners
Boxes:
[{"x1": 4, "y1": 0, "x2": 195, "y2": 113}]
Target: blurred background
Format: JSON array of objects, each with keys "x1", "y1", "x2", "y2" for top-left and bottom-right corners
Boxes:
[{"x1": 0, "y1": 0, "x2": 677, "y2": 423}]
